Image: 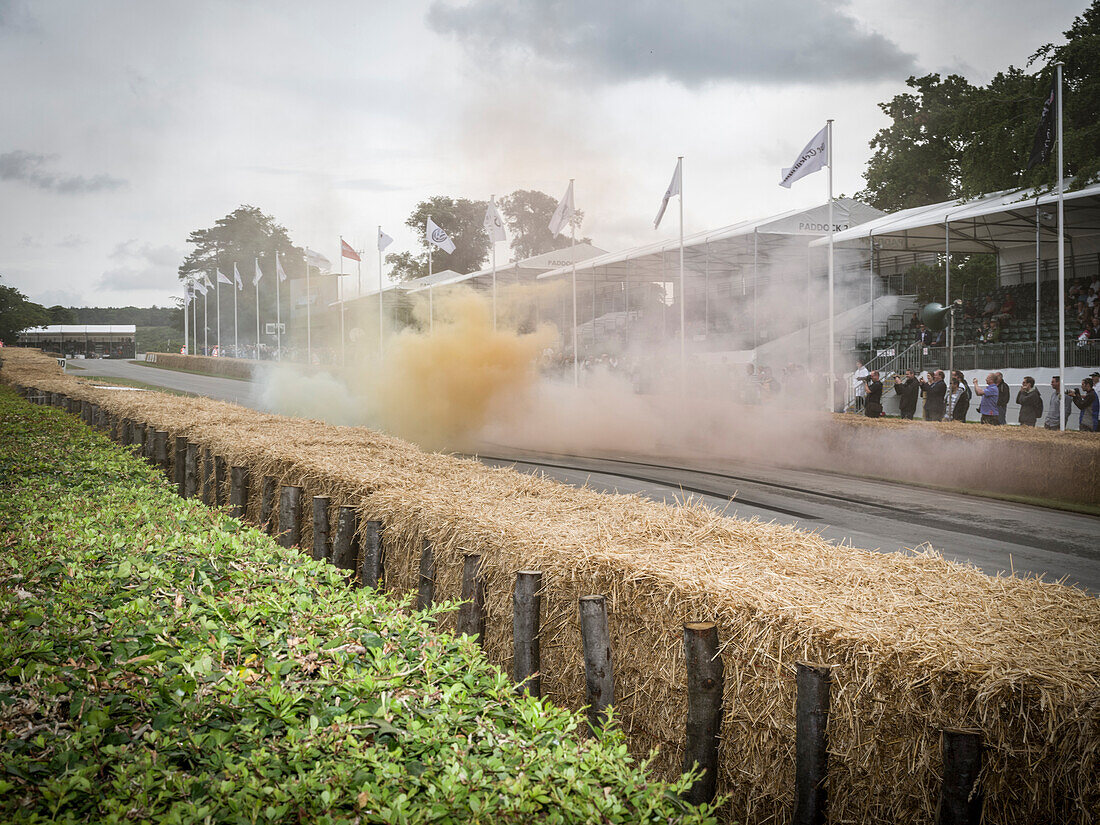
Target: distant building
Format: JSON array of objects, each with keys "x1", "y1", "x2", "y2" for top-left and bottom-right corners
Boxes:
[{"x1": 16, "y1": 325, "x2": 137, "y2": 359}]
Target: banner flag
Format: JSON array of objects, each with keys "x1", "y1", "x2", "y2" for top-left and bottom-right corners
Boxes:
[
  {"x1": 217, "y1": 269, "x2": 232, "y2": 285},
  {"x1": 653, "y1": 158, "x2": 682, "y2": 229},
  {"x1": 548, "y1": 180, "x2": 575, "y2": 237},
  {"x1": 193, "y1": 279, "x2": 208, "y2": 296},
  {"x1": 426, "y1": 216, "x2": 456, "y2": 254},
  {"x1": 276, "y1": 255, "x2": 289, "y2": 282},
  {"x1": 341, "y1": 238, "x2": 361, "y2": 261},
  {"x1": 378, "y1": 228, "x2": 394, "y2": 252},
  {"x1": 202, "y1": 272, "x2": 213, "y2": 289},
  {"x1": 779, "y1": 124, "x2": 829, "y2": 188},
  {"x1": 253, "y1": 260, "x2": 264, "y2": 286},
  {"x1": 484, "y1": 197, "x2": 507, "y2": 243},
  {"x1": 233, "y1": 263, "x2": 243, "y2": 290},
  {"x1": 1027, "y1": 76, "x2": 1056, "y2": 171},
  {"x1": 305, "y1": 248, "x2": 331, "y2": 271}
]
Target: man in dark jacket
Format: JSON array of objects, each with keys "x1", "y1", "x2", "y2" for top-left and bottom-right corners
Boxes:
[
  {"x1": 892, "y1": 369, "x2": 920, "y2": 419},
  {"x1": 919, "y1": 370, "x2": 947, "y2": 421},
  {"x1": 863, "y1": 371, "x2": 884, "y2": 418},
  {"x1": 995, "y1": 372, "x2": 1010, "y2": 425},
  {"x1": 1016, "y1": 376, "x2": 1044, "y2": 426}
]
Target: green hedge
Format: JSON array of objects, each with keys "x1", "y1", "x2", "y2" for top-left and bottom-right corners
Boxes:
[{"x1": 0, "y1": 387, "x2": 719, "y2": 824}]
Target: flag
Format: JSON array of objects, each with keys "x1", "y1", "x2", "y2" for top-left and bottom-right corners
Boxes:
[
  {"x1": 276, "y1": 255, "x2": 288, "y2": 282},
  {"x1": 483, "y1": 197, "x2": 507, "y2": 243},
  {"x1": 216, "y1": 269, "x2": 232, "y2": 285},
  {"x1": 305, "y1": 248, "x2": 331, "y2": 271},
  {"x1": 202, "y1": 272, "x2": 214, "y2": 289},
  {"x1": 253, "y1": 260, "x2": 263, "y2": 286},
  {"x1": 378, "y1": 228, "x2": 394, "y2": 252},
  {"x1": 233, "y1": 263, "x2": 243, "y2": 290},
  {"x1": 193, "y1": 279, "x2": 208, "y2": 296},
  {"x1": 341, "y1": 238, "x2": 361, "y2": 262},
  {"x1": 1027, "y1": 75, "x2": 1056, "y2": 171},
  {"x1": 653, "y1": 158, "x2": 682, "y2": 229},
  {"x1": 779, "y1": 124, "x2": 829, "y2": 189},
  {"x1": 548, "y1": 181, "x2": 575, "y2": 237},
  {"x1": 184, "y1": 283, "x2": 193, "y2": 306},
  {"x1": 426, "y1": 216, "x2": 456, "y2": 254}
]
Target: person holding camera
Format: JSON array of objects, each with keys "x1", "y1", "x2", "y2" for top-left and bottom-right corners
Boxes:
[
  {"x1": 893, "y1": 369, "x2": 920, "y2": 419},
  {"x1": 1016, "y1": 376, "x2": 1044, "y2": 427},
  {"x1": 919, "y1": 370, "x2": 947, "y2": 421},
  {"x1": 973, "y1": 373, "x2": 1001, "y2": 425},
  {"x1": 862, "y1": 370, "x2": 883, "y2": 418},
  {"x1": 1067, "y1": 377, "x2": 1099, "y2": 432}
]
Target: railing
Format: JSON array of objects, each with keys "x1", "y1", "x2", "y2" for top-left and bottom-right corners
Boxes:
[{"x1": 844, "y1": 342, "x2": 923, "y2": 411}]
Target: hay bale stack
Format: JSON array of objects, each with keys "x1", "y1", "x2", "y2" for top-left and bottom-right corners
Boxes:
[
  {"x1": 2, "y1": 346, "x2": 1098, "y2": 824},
  {"x1": 149, "y1": 352, "x2": 257, "y2": 380}
]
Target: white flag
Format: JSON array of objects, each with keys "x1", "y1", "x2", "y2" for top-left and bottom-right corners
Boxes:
[
  {"x1": 217, "y1": 269, "x2": 232, "y2": 285},
  {"x1": 304, "y1": 248, "x2": 331, "y2": 271},
  {"x1": 252, "y1": 260, "x2": 263, "y2": 286},
  {"x1": 203, "y1": 272, "x2": 213, "y2": 289},
  {"x1": 426, "y1": 216, "x2": 456, "y2": 254},
  {"x1": 548, "y1": 181, "x2": 575, "y2": 238},
  {"x1": 276, "y1": 255, "x2": 289, "y2": 282},
  {"x1": 233, "y1": 263, "x2": 243, "y2": 290},
  {"x1": 184, "y1": 283, "x2": 193, "y2": 306},
  {"x1": 378, "y1": 228, "x2": 394, "y2": 252},
  {"x1": 779, "y1": 124, "x2": 829, "y2": 189},
  {"x1": 193, "y1": 279, "x2": 208, "y2": 296},
  {"x1": 483, "y1": 197, "x2": 507, "y2": 243},
  {"x1": 653, "y1": 158, "x2": 682, "y2": 229}
]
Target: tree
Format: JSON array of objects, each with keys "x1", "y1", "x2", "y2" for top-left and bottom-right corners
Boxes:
[
  {"x1": 499, "y1": 190, "x2": 589, "y2": 261},
  {"x1": 47, "y1": 305, "x2": 76, "y2": 324},
  {"x1": 392, "y1": 196, "x2": 491, "y2": 281},
  {"x1": 0, "y1": 278, "x2": 49, "y2": 345}
]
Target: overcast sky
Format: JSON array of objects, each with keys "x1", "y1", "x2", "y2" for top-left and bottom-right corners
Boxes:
[{"x1": 0, "y1": 0, "x2": 1087, "y2": 308}]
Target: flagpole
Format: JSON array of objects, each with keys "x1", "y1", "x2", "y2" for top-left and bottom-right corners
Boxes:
[
  {"x1": 1056, "y1": 62, "x2": 1066, "y2": 432},
  {"x1": 183, "y1": 281, "x2": 190, "y2": 355},
  {"x1": 275, "y1": 254, "x2": 282, "y2": 362},
  {"x1": 339, "y1": 238, "x2": 346, "y2": 366},
  {"x1": 193, "y1": 284, "x2": 198, "y2": 355},
  {"x1": 678, "y1": 157, "x2": 685, "y2": 385},
  {"x1": 571, "y1": 177, "x2": 578, "y2": 388},
  {"x1": 491, "y1": 195, "x2": 498, "y2": 332},
  {"x1": 254, "y1": 260, "x2": 260, "y2": 361},
  {"x1": 233, "y1": 270, "x2": 238, "y2": 357},
  {"x1": 826, "y1": 118, "x2": 835, "y2": 413},
  {"x1": 428, "y1": 244, "x2": 434, "y2": 334},
  {"x1": 305, "y1": 251, "x2": 312, "y2": 365},
  {"x1": 378, "y1": 226, "x2": 385, "y2": 357},
  {"x1": 216, "y1": 270, "x2": 222, "y2": 356},
  {"x1": 203, "y1": 281, "x2": 208, "y2": 356}
]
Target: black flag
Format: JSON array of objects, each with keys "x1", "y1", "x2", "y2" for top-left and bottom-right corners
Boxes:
[{"x1": 1027, "y1": 76, "x2": 1056, "y2": 171}]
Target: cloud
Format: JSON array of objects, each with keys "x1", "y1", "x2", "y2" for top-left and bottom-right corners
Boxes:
[
  {"x1": 58, "y1": 234, "x2": 85, "y2": 248},
  {"x1": 0, "y1": 150, "x2": 127, "y2": 194},
  {"x1": 337, "y1": 177, "x2": 404, "y2": 192},
  {"x1": 98, "y1": 240, "x2": 182, "y2": 291},
  {"x1": 428, "y1": 0, "x2": 915, "y2": 86}
]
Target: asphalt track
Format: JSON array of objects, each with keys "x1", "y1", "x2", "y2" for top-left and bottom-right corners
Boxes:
[{"x1": 71, "y1": 358, "x2": 1100, "y2": 593}]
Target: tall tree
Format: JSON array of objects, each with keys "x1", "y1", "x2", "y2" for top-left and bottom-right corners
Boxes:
[
  {"x1": 499, "y1": 190, "x2": 589, "y2": 261},
  {"x1": 392, "y1": 196, "x2": 491, "y2": 280},
  {"x1": 0, "y1": 278, "x2": 49, "y2": 345}
]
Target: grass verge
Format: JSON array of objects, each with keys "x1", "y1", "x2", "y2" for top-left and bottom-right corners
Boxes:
[{"x1": 0, "y1": 387, "x2": 717, "y2": 824}]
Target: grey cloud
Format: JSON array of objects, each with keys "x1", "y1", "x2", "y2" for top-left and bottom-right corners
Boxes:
[
  {"x1": 19, "y1": 233, "x2": 39, "y2": 248},
  {"x1": 428, "y1": 0, "x2": 916, "y2": 85},
  {"x1": 0, "y1": 150, "x2": 127, "y2": 194},
  {"x1": 59, "y1": 234, "x2": 86, "y2": 248},
  {"x1": 338, "y1": 178, "x2": 404, "y2": 192},
  {"x1": 99, "y1": 240, "x2": 182, "y2": 291}
]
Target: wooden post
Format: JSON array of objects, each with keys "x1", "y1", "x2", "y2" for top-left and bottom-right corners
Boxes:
[
  {"x1": 793, "y1": 662, "x2": 833, "y2": 825},
  {"x1": 91, "y1": 404, "x2": 102, "y2": 429},
  {"x1": 144, "y1": 425, "x2": 156, "y2": 462},
  {"x1": 201, "y1": 448, "x2": 214, "y2": 506},
  {"x1": 53, "y1": 393, "x2": 64, "y2": 408},
  {"x1": 455, "y1": 554, "x2": 486, "y2": 645},
  {"x1": 174, "y1": 436, "x2": 189, "y2": 497},
  {"x1": 133, "y1": 422, "x2": 147, "y2": 456},
  {"x1": 120, "y1": 418, "x2": 133, "y2": 446},
  {"x1": 154, "y1": 431, "x2": 169, "y2": 471},
  {"x1": 682, "y1": 622, "x2": 724, "y2": 805},
  {"x1": 228, "y1": 466, "x2": 249, "y2": 520},
  {"x1": 513, "y1": 571, "x2": 542, "y2": 696},
  {"x1": 184, "y1": 443, "x2": 199, "y2": 499},
  {"x1": 260, "y1": 476, "x2": 277, "y2": 533},
  {"x1": 935, "y1": 730, "x2": 983, "y2": 825},
  {"x1": 214, "y1": 455, "x2": 227, "y2": 506},
  {"x1": 360, "y1": 520, "x2": 383, "y2": 590},
  {"x1": 415, "y1": 540, "x2": 435, "y2": 611},
  {"x1": 311, "y1": 496, "x2": 331, "y2": 561},
  {"x1": 277, "y1": 485, "x2": 302, "y2": 548},
  {"x1": 579, "y1": 595, "x2": 614, "y2": 730},
  {"x1": 331, "y1": 506, "x2": 358, "y2": 571},
  {"x1": 80, "y1": 400, "x2": 90, "y2": 424}
]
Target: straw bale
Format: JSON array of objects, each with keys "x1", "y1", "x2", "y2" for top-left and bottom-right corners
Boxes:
[
  {"x1": 147, "y1": 352, "x2": 257, "y2": 380},
  {"x1": 3, "y1": 346, "x2": 1099, "y2": 824}
]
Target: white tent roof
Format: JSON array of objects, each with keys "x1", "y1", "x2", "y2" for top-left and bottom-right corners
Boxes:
[
  {"x1": 20, "y1": 325, "x2": 137, "y2": 335},
  {"x1": 535, "y1": 198, "x2": 884, "y2": 283},
  {"x1": 812, "y1": 180, "x2": 1100, "y2": 253},
  {"x1": 404, "y1": 243, "x2": 607, "y2": 294}
]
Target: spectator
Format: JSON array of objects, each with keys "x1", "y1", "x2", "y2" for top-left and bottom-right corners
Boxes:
[
  {"x1": 994, "y1": 295, "x2": 1016, "y2": 322},
  {"x1": 852, "y1": 360, "x2": 869, "y2": 411},
  {"x1": 919, "y1": 370, "x2": 947, "y2": 421},
  {"x1": 981, "y1": 295, "x2": 1000, "y2": 317},
  {"x1": 973, "y1": 374, "x2": 1001, "y2": 425},
  {"x1": 944, "y1": 377, "x2": 967, "y2": 422},
  {"x1": 1067, "y1": 377, "x2": 1099, "y2": 432},
  {"x1": 951, "y1": 370, "x2": 971, "y2": 422},
  {"x1": 863, "y1": 371, "x2": 884, "y2": 418},
  {"x1": 995, "y1": 372, "x2": 1010, "y2": 425},
  {"x1": 988, "y1": 319, "x2": 1002, "y2": 343},
  {"x1": 917, "y1": 324, "x2": 933, "y2": 346},
  {"x1": 892, "y1": 369, "x2": 920, "y2": 419},
  {"x1": 1016, "y1": 376, "x2": 1044, "y2": 426},
  {"x1": 1044, "y1": 376, "x2": 1063, "y2": 430},
  {"x1": 930, "y1": 327, "x2": 946, "y2": 347}
]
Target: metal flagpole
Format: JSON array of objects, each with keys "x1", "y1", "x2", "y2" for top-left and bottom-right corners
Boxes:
[
  {"x1": 233, "y1": 269, "x2": 238, "y2": 357},
  {"x1": 571, "y1": 179, "x2": 578, "y2": 387},
  {"x1": 275, "y1": 254, "x2": 282, "y2": 362},
  {"x1": 193, "y1": 287, "x2": 197, "y2": 355},
  {"x1": 826, "y1": 118, "x2": 836, "y2": 412},
  {"x1": 339, "y1": 239, "x2": 346, "y2": 366},
  {"x1": 183, "y1": 281, "x2": 190, "y2": 354},
  {"x1": 216, "y1": 269, "x2": 222, "y2": 356},
  {"x1": 678, "y1": 156, "x2": 685, "y2": 382},
  {"x1": 753, "y1": 229, "x2": 758, "y2": 350},
  {"x1": 945, "y1": 215, "x2": 951, "y2": 308},
  {"x1": 254, "y1": 258, "x2": 260, "y2": 360},
  {"x1": 1035, "y1": 197, "x2": 1041, "y2": 360},
  {"x1": 492, "y1": 241, "x2": 498, "y2": 331},
  {"x1": 428, "y1": 245, "x2": 434, "y2": 334},
  {"x1": 1056, "y1": 62, "x2": 1066, "y2": 431},
  {"x1": 378, "y1": 227, "x2": 384, "y2": 357},
  {"x1": 305, "y1": 251, "x2": 312, "y2": 365},
  {"x1": 203, "y1": 274, "x2": 208, "y2": 356}
]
